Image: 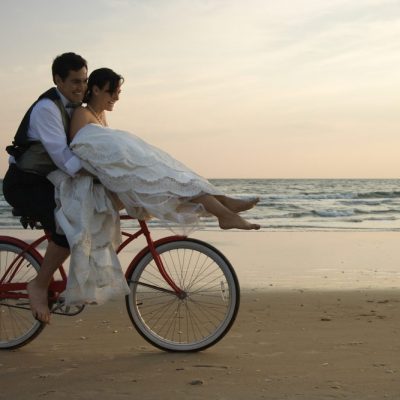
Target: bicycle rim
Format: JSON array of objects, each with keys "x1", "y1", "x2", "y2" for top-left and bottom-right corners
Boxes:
[
  {"x1": 0, "y1": 241, "x2": 45, "y2": 349},
  {"x1": 126, "y1": 239, "x2": 240, "y2": 352}
]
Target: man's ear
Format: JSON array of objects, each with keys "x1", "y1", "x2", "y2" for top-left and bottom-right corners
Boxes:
[{"x1": 54, "y1": 74, "x2": 63, "y2": 86}]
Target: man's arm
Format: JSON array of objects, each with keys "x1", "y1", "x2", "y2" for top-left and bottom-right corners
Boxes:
[{"x1": 29, "y1": 100, "x2": 82, "y2": 176}]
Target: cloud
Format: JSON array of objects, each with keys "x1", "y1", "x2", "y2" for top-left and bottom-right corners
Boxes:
[{"x1": 1, "y1": 0, "x2": 400, "y2": 177}]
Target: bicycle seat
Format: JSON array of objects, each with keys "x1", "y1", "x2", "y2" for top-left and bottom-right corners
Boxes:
[{"x1": 11, "y1": 208, "x2": 42, "y2": 230}]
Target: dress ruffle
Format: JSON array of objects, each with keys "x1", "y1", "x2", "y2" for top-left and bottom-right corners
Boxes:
[
  {"x1": 71, "y1": 124, "x2": 223, "y2": 232},
  {"x1": 48, "y1": 170, "x2": 130, "y2": 306}
]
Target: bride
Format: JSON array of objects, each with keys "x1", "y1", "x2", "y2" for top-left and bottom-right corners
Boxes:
[
  {"x1": 48, "y1": 68, "x2": 260, "y2": 307},
  {"x1": 69, "y1": 68, "x2": 260, "y2": 231}
]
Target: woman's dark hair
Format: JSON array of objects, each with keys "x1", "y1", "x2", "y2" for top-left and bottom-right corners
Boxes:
[
  {"x1": 84, "y1": 68, "x2": 124, "y2": 103},
  {"x1": 52, "y1": 52, "x2": 87, "y2": 83}
]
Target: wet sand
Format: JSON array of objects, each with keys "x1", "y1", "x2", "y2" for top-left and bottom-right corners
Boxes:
[{"x1": 1, "y1": 229, "x2": 400, "y2": 399}]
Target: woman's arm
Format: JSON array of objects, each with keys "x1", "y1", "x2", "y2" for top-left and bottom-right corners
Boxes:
[{"x1": 69, "y1": 107, "x2": 97, "y2": 140}]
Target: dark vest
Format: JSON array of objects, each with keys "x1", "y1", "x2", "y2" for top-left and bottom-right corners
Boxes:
[{"x1": 6, "y1": 88, "x2": 71, "y2": 176}]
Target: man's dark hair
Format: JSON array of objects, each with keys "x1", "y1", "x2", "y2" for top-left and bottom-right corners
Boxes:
[{"x1": 52, "y1": 52, "x2": 87, "y2": 83}]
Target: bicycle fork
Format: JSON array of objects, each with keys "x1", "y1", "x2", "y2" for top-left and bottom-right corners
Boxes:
[{"x1": 139, "y1": 221, "x2": 187, "y2": 299}]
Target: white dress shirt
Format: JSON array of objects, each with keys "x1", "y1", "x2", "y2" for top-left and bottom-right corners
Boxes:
[{"x1": 25, "y1": 89, "x2": 82, "y2": 177}]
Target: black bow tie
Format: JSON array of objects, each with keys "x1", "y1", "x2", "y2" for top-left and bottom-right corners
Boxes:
[{"x1": 66, "y1": 102, "x2": 81, "y2": 109}]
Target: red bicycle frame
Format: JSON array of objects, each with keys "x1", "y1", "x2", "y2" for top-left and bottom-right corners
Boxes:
[{"x1": 0, "y1": 218, "x2": 186, "y2": 302}]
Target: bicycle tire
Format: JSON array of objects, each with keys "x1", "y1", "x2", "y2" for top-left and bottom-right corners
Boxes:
[
  {"x1": 125, "y1": 238, "x2": 240, "y2": 352},
  {"x1": 0, "y1": 239, "x2": 46, "y2": 350}
]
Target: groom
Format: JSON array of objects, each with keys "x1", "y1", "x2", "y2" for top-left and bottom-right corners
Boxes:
[{"x1": 3, "y1": 52, "x2": 88, "y2": 323}]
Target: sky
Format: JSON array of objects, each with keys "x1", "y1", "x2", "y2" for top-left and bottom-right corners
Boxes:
[{"x1": 1, "y1": 0, "x2": 400, "y2": 179}]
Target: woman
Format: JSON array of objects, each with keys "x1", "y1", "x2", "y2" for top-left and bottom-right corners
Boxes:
[{"x1": 69, "y1": 68, "x2": 260, "y2": 231}]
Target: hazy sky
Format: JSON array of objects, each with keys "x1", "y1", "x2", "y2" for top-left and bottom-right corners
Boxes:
[{"x1": 1, "y1": 0, "x2": 400, "y2": 178}]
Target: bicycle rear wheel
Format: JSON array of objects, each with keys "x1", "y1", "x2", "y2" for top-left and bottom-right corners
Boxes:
[
  {"x1": 0, "y1": 240, "x2": 45, "y2": 349},
  {"x1": 126, "y1": 238, "x2": 240, "y2": 352}
]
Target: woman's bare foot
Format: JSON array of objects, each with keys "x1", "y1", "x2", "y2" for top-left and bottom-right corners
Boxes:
[
  {"x1": 218, "y1": 213, "x2": 261, "y2": 230},
  {"x1": 27, "y1": 279, "x2": 50, "y2": 324},
  {"x1": 218, "y1": 196, "x2": 260, "y2": 213}
]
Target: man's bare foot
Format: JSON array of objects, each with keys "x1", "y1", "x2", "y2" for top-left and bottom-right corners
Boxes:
[
  {"x1": 219, "y1": 196, "x2": 260, "y2": 213},
  {"x1": 27, "y1": 279, "x2": 50, "y2": 324},
  {"x1": 218, "y1": 213, "x2": 261, "y2": 230}
]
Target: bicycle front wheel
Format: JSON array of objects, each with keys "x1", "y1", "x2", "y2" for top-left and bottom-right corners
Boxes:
[
  {"x1": 126, "y1": 238, "x2": 240, "y2": 352},
  {"x1": 0, "y1": 240, "x2": 45, "y2": 350}
]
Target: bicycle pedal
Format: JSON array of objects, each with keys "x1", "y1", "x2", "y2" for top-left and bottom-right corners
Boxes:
[
  {"x1": 51, "y1": 298, "x2": 85, "y2": 316},
  {"x1": 50, "y1": 298, "x2": 65, "y2": 312}
]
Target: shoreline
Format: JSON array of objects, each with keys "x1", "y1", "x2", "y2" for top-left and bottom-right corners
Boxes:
[{"x1": 1, "y1": 228, "x2": 399, "y2": 291}]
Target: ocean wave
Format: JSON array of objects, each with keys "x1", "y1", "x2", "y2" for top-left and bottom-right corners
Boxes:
[
  {"x1": 312, "y1": 208, "x2": 399, "y2": 218},
  {"x1": 261, "y1": 191, "x2": 400, "y2": 201},
  {"x1": 261, "y1": 202, "x2": 305, "y2": 210},
  {"x1": 264, "y1": 193, "x2": 352, "y2": 200},
  {"x1": 339, "y1": 201, "x2": 391, "y2": 207},
  {"x1": 3, "y1": 179, "x2": 400, "y2": 231},
  {"x1": 361, "y1": 216, "x2": 397, "y2": 221},
  {"x1": 263, "y1": 224, "x2": 400, "y2": 232},
  {"x1": 357, "y1": 191, "x2": 400, "y2": 199},
  {"x1": 312, "y1": 210, "x2": 354, "y2": 218}
]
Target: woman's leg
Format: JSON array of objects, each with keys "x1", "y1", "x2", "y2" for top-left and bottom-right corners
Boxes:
[
  {"x1": 193, "y1": 195, "x2": 260, "y2": 230},
  {"x1": 215, "y1": 195, "x2": 260, "y2": 213}
]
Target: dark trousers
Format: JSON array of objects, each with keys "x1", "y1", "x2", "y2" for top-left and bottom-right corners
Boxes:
[{"x1": 2, "y1": 164, "x2": 69, "y2": 248}]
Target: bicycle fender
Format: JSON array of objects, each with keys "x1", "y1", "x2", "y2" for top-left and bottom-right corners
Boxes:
[
  {"x1": 0, "y1": 235, "x2": 44, "y2": 263},
  {"x1": 124, "y1": 235, "x2": 186, "y2": 278}
]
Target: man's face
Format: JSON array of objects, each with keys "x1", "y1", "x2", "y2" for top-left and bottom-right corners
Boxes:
[{"x1": 55, "y1": 67, "x2": 88, "y2": 103}]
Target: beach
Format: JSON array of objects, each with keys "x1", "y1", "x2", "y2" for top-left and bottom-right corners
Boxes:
[{"x1": 1, "y1": 229, "x2": 400, "y2": 399}]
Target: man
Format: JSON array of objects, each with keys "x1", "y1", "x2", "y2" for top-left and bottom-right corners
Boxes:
[{"x1": 3, "y1": 52, "x2": 88, "y2": 323}]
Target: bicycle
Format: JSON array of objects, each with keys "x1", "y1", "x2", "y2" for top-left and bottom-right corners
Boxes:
[{"x1": 0, "y1": 209, "x2": 240, "y2": 352}]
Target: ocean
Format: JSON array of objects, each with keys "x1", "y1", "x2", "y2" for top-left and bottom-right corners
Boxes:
[{"x1": 1, "y1": 178, "x2": 400, "y2": 231}]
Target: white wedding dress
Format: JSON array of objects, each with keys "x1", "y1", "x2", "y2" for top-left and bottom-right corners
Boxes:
[
  {"x1": 71, "y1": 124, "x2": 223, "y2": 228},
  {"x1": 49, "y1": 123, "x2": 223, "y2": 305}
]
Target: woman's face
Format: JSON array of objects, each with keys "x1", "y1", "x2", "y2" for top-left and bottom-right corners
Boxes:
[{"x1": 96, "y1": 82, "x2": 122, "y2": 111}]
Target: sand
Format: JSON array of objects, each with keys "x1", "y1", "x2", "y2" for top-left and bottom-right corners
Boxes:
[{"x1": 1, "y1": 228, "x2": 400, "y2": 399}]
